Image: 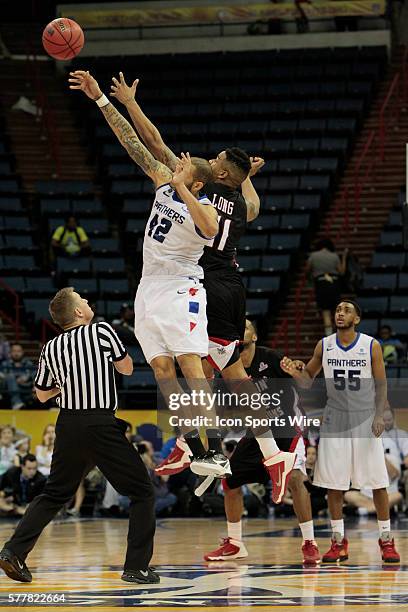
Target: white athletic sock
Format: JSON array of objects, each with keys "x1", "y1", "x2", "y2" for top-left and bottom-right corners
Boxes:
[
  {"x1": 227, "y1": 521, "x2": 242, "y2": 542},
  {"x1": 255, "y1": 431, "x2": 279, "y2": 458},
  {"x1": 378, "y1": 519, "x2": 391, "y2": 538},
  {"x1": 330, "y1": 519, "x2": 344, "y2": 539},
  {"x1": 299, "y1": 520, "x2": 315, "y2": 542}
]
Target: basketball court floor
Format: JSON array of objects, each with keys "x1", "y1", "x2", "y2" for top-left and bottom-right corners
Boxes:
[{"x1": 0, "y1": 516, "x2": 407, "y2": 610}]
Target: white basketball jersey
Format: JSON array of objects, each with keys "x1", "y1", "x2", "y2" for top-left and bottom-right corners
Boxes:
[
  {"x1": 322, "y1": 332, "x2": 375, "y2": 413},
  {"x1": 142, "y1": 184, "x2": 213, "y2": 278}
]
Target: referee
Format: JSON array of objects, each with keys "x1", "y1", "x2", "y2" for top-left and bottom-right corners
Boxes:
[{"x1": 0, "y1": 288, "x2": 158, "y2": 584}]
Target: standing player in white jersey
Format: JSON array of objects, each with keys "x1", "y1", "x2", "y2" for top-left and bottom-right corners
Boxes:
[
  {"x1": 281, "y1": 301, "x2": 400, "y2": 564},
  {"x1": 69, "y1": 70, "x2": 230, "y2": 477}
]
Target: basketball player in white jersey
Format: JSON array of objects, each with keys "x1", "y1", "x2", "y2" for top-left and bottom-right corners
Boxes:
[
  {"x1": 281, "y1": 301, "x2": 400, "y2": 564},
  {"x1": 69, "y1": 70, "x2": 230, "y2": 477}
]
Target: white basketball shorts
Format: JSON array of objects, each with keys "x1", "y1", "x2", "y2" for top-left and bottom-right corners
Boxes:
[{"x1": 134, "y1": 276, "x2": 208, "y2": 364}]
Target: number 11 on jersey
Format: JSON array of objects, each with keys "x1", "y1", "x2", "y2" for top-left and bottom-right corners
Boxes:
[{"x1": 209, "y1": 216, "x2": 231, "y2": 251}]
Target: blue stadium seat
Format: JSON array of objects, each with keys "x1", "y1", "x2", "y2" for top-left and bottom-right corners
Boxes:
[
  {"x1": 99, "y1": 278, "x2": 129, "y2": 294},
  {"x1": 93, "y1": 257, "x2": 125, "y2": 274},
  {"x1": 250, "y1": 215, "x2": 279, "y2": 231},
  {"x1": 398, "y1": 273, "x2": 408, "y2": 289},
  {"x1": 308, "y1": 158, "x2": 339, "y2": 173},
  {"x1": 280, "y1": 214, "x2": 310, "y2": 229},
  {"x1": 239, "y1": 235, "x2": 269, "y2": 251},
  {"x1": 389, "y1": 296, "x2": 408, "y2": 313},
  {"x1": 0, "y1": 180, "x2": 19, "y2": 192},
  {"x1": 5, "y1": 235, "x2": 34, "y2": 249},
  {"x1": 267, "y1": 120, "x2": 297, "y2": 134},
  {"x1": 0, "y1": 197, "x2": 22, "y2": 212},
  {"x1": 327, "y1": 118, "x2": 356, "y2": 134},
  {"x1": 292, "y1": 194, "x2": 321, "y2": 210},
  {"x1": 335, "y1": 99, "x2": 364, "y2": 114},
  {"x1": 111, "y1": 180, "x2": 142, "y2": 195},
  {"x1": 67, "y1": 278, "x2": 98, "y2": 294},
  {"x1": 126, "y1": 218, "x2": 147, "y2": 233},
  {"x1": 292, "y1": 138, "x2": 319, "y2": 153},
  {"x1": 265, "y1": 195, "x2": 292, "y2": 211},
  {"x1": 40, "y1": 199, "x2": 70, "y2": 215},
  {"x1": 247, "y1": 276, "x2": 280, "y2": 293},
  {"x1": 36, "y1": 180, "x2": 93, "y2": 195},
  {"x1": 92, "y1": 237, "x2": 120, "y2": 253},
  {"x1": 3, "y1": 216, "x2": 31, "y2": 230},
  {"x1": 268, "y1": 176, "x2": 299, "y2": 191},
  {"x1": 25, "y1": 277, "x2": 55, "y2": 293},
  {"x1": 379, "y1": 231, "x2": 402, "y2": 247},
  {"x1": 123, "y1": 199, "x2": 151, "y2": 214},
  {"x1": 245, "y1": 298, "x2": 269, "y2": 316},
  {"x1": 371, "y1": 252, "x2": 405, "y2": 268},
  {"x1": 236, "y1": 255, "x2": 261, "y2": 272},
  {"x1": 300, "y1": 175, "x2": 330, "y2": 191},
  {"x1": 297, "y1": 119, "x2": 326, "y2": 133},
  {"x1": 260, "y1": 254, "x2": 291, "y2": 272},
  {"x1": 4, "y1": 255, "x2": 36, "y2": 270},
  {"x1": 269, "y1": 233, "x2": 301, "y2": 250},
  {"x1": 72, "y1": 199, "x2": 103, "y2": 215},
  {"x1": 81, "y1": 218, "x2": 109, "y2": 234},
  {"x1": 264, "y1": 139, "x2": 291, "y2": 154},
  {"x1": 127, "y1": 346, "x2": 146, "y2": 365},
  {"x1": 363, "y1": 272, "x2": 397, "y2": 290},
  {"x1": 24, "y1": 298, "x2": 50, "y2": 320},
  {"x1": 357, "y1": 319, "x2": 379, "y2": 335},
  {"x1": 358, "y1": 296, "x2": 388, "y2": 314},
  {"x1": 387, "y1": 211, "x2": 401, "y2": 227},
  {"x1": 279, "y1": 159, "x2": 308, "y2": 173},
  {"x1": 2, "y1": 276, "x2": 26, "y2": 292},
  {"x1": 57, "y1": 257, "x2": 91, "y2": 274},
  {"x1": 320, "y1": 137, "x2": 348, "y2": 153}
]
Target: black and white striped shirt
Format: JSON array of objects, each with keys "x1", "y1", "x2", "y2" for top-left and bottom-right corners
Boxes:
[{"x1": 35, "y1": 322, "x2": 127, "y2": 411}]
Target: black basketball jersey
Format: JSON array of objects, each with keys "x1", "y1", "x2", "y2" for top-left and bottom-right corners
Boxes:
[
  {"x1": 199, "y1": 182, "x2": 247, "y2": 272},
  {"x1": 245, "y1": 346, "x2": 305, "y2": 433}
]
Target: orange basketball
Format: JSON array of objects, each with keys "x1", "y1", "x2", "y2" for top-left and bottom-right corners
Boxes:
[{"x1": 42, "y1": 18, "x2": 84, "y2": 61}]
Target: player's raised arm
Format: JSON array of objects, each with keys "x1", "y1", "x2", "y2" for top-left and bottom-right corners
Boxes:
[
  {"x1": 69, "y1": 71, "x2": 172, "y2": 188},
  {"x1": 280, "y1": 340, "x2": 323, "y2": 389},
  {"x1": 243, "y1": 157, "x2": 265, "y2": 222},
  {"x1": 371, "y1": 339, "x2": 387, "y2": 437},
  {"x1": 172, "y1": 153, "x2": 218, "y2": 239},
  {"x1": 110, "y1": 72, "x2": 179, "y2": 171}
]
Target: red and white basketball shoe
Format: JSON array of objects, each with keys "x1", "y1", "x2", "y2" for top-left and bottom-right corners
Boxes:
[
  {"x1": 379, "y1": 535, "x2": 400, "y2": 564},
  {"x1": 322, "y1": 535, "x2": 349, "y2": 563},
  {"x1": 302, "y1": 540, "x2": 321, "y2": 565},
  {"x1": 263, "y1": 451, "x2": 296, "y2": 504},
  {"x1": 204, "y1": 538, "x2": 248, "y2": 561},
  {"x1": 155, "y1": 438, "x2": 191, "y2": 476}
]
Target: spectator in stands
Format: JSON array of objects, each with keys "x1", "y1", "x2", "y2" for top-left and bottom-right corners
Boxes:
[
  {"x1": 0, "y1": 425, "x2": 17, "y2": 476},
  {"x1": 0, "y1": 343, "x2": 36, "y2": 409},
  {"x1": 13, "y1": 437, "x2": 31, "y2": 467},
  {"x1": 306, "y1": 239, "x2": 348, "y2": 336},
  {"x1": 0, "y1": 454, "x2": 46, "y2": 517},
  {"x1": 383, "y1": 405, "x2": 408, "y2": 510},
  {"x1": 0, "y1": 332, "x2": 10, "y2": 364},
  {"x1": 160, "y1": 427, "x2": 181, "y2": 460},
  {"x1": 344, "y1": 437, "x2": 402, "y2": 514},
  {"x1": 304, "y1": 444, "x2": 328, "y2": 516},
  {"x1": 51, "y1": 215, "x2": 90, "y2": 258},
  {"x1": 35, "y1": 424, "x2": 55, "y2": 477},
  {"x1": 138, "y1": 441, "x2": 177, "y2": 517},
  {"x1": 377, "y1": 325, "x2": 405, "y2": 364},
  {"x1": 112, "y1": 303, "x2": 137, "y2": 346}
]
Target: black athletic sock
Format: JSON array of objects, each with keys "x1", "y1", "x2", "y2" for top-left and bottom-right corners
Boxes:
[
  {"x1": 206, "y1": 429, "x2": 222, "y2": 454},
  {"x1": 184, "y1": 429, "x2": 206, "y2": 457}
]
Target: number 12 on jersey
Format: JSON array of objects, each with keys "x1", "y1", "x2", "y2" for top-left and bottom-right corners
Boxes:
[
  {"x1": 148, "y1": 214, "x2": 172, "y2": 243},
  {"x1": 209, "y1": 216, "x2": 231, "y2": 251}
]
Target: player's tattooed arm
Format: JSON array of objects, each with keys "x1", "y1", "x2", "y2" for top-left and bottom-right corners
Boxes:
[
  {"x1": 243, "y1": 157, "x2": 265, "y2": 222},
  {"x1": 100, "y1": 104, "x2": 172, "y2": 185},
  {"x1": 68, "y1": 70, "x2": 172, "y2": 186},
  {"x1": 110, "y1": 72, "x2": 179, "y2": 171}
]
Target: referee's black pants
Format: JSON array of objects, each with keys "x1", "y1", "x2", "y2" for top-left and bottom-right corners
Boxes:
[{"x1": 5, "y1": 410, "x2": 155, "y2": 571}]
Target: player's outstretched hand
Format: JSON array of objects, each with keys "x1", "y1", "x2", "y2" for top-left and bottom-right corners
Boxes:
[
  {"x1": 111, "y1": 72, "x2": 139, "y2": 105},
  {"x1": 249, "y1": 156, "x2": 265, "y2": 177},
  {"x1": 69, "y1": 70, "x2": 102, "y2": 101},
  {"x1": 372, "y1": 414, "x2": 385, "y2": 438},
  {"x1": 171, "y1": 152, "x2": 192, "y2": 187}
]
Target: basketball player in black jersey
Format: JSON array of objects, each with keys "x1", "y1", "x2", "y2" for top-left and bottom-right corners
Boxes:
[
  {"x1": 110, "y1": 74, "x2": 296, "y2": 502},
  {"x1": 204, "y1": 320, "x2": 320, "y2": 565}
]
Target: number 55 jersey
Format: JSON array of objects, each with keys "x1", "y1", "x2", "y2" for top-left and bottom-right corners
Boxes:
[{"x1": 135, "y1": 183, "x2": 213, "y2": 364}]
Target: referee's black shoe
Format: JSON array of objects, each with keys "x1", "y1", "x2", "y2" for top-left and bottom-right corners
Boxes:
[
  {"x1": 121, "y1": 567, "x2": 160, "y2": 584},
  {"x1": 0, "y1": 548, "x2": 32, "y2": 582}
]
